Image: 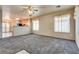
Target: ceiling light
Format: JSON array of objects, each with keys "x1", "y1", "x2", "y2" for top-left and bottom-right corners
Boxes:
[
  {"x1": 16, "y1": 18, "x2": 19, "y2": 20},
  {"x1": 28, "y1": 10, "x2": 33, "y2": 15},
  {"x1": 22, "y1": 6, "x2": 38, "y2": 16}
]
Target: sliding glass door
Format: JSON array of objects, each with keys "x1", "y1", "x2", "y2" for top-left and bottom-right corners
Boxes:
[{"x1": 2, "y1": 22, "x2": 13, "y2": 38}]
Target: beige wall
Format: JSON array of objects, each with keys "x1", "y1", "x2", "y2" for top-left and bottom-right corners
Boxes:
[{"x1": 33, "y1": 9, "x2": 75, "y2": 40}]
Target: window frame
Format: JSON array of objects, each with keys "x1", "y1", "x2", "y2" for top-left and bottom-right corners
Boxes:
[
  {"x1": 54, "y1": 14, "x2": 71, "y2": 33},
  {"x1": 32, "y1": 19, "x2": 39, "y2": 31}
]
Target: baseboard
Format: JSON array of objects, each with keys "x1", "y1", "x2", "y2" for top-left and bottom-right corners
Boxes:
[
  {"x1": 1, "y1": 33, "x2": 32, "y2": 39},
  {"x1": 1, "y1": 33, "x2": 75, "y2": 41},
  {"x1": 33, "y1": 33, "x2": 75, "y2": 41}
]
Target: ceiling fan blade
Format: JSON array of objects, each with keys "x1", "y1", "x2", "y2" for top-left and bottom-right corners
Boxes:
[
  {"x1": 34, "y1": 9, "x2": 38, "y2": 11},
  {"x1": 32, "y1": 6, "x2": 47, "y2": 8},
  {"x1": 20, "y1": 8, "x2": 28, "y2": 13},
  {"x1": 22, "y1": 7, "x2": 28, "y2": 9}
]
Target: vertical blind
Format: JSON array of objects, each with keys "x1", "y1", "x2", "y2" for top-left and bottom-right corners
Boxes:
[
  {"x1": 54, "y1": 14, "x2": 70, "y2": 33},
  {"x1": 2, "y1": 22, "x2": 12, "y2": 38},
  {"x1": 2, "y1": 22, "x2": 11, "y2": 32},
  {"x1": 32, "y1": 20, "x2": 39, "y2": 31}
]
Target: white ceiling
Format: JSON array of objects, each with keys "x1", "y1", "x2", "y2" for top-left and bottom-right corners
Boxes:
[
  {"x1": 38, "y1": 5, "x2": 74, "y2": 15},
  {"x1": 2, "y1": 5, "x2": 75, "y2": 18}
]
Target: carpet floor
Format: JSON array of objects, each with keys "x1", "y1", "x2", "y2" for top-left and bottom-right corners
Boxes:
[{"x1": 0, "y1": 34, "x2": 79, "y2": 54}]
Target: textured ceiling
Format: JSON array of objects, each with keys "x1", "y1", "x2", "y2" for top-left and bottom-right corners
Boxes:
[{"x1": 1, "y1": 5, "x2": 75, "y2": 18}]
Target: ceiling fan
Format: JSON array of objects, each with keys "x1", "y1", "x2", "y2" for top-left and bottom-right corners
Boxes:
[
  {"x1": 22, "y1": 6, "x2": 39, "y2": 16},
  {"x1": 21, "y1": 5, "x2": 46, "y2": 16}
]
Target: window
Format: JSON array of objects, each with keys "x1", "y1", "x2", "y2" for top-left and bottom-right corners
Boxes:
[
  {"x1": 2, "y1": 22, "x2": 11, "y2": 32},
  {"x1": 2, "y1": 22, "x2": 12, "y2": 38},
  {"x1": 54, "y1": 14, "x2": 70, "y2": 33},
  {"x1": 32, "y1": 20, "x2": 39, "y2": 31}
]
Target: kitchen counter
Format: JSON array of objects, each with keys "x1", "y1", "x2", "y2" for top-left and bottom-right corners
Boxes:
[{"x1": 13, "y1": 26, "x2": 30, "y2": 36}]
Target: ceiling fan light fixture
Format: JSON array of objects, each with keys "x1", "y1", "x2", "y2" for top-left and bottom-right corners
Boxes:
[
  {"x1": 56, "y1": 5, "x2": 61, "y2": 8},
  {"x1": 28, "y1": 10, "x2": 33, "y2": 15},
  {"x1": 22, "y1": 5, "x2": 38, "y2": 16}
]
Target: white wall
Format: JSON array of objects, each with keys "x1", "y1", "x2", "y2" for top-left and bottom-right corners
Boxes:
[
  {"x1": 75, "y1": 6, "x2": 79, "y2": 48},
  {"x1": 33, "y1": 9, "x2": 75, "y2": 40}
]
